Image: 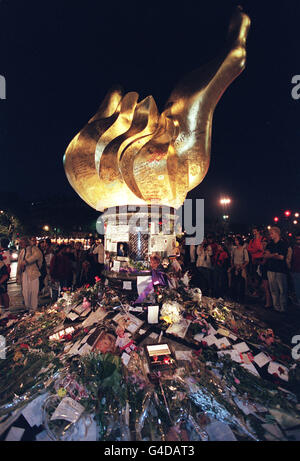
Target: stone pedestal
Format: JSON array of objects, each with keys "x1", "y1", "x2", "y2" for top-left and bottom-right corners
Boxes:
[{"x1": 103, "y1": 205, "x2": 177, "y2": 277}]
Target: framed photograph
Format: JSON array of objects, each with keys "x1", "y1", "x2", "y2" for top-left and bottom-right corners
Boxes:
[
  {"x1": 87, "y1": 327, "x2": 117, "y2": 354},
  {"x1": 112, "y1": 312, "x2": 144, "y2": 334}
]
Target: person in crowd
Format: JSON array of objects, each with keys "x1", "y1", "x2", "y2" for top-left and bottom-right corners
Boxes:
[
  {"x1": 207, "y1": 234, "x2": 218, "y2": 260},
  {"x1": 69, "y1": 240, "x2": 75, "y2": 250},
  {"x1": 50, "y1": 244, "x2": 73, "y2": 299},
  {"x1": 189, "y1": 243, "x2": 196, "y2": 266},
  {"x1": 73, "y1": 241, "x2": 86, "y2": 287},
  {"x1": 178, "y1": 240, "x2": 185, "y2": 266},
  {"x1": 168, "y1": 240, "x2": 182, "y2": 275},
  {"x1": 264, "y1": 226, "x2": 288, "y2": 313},
  {"x1": 104, "y1": 250, "x2": 111, "y2": 271},
  {"x1": 37, "y1": 240, "x2": 48, "y2": 295},
  {"x1": 212, "y1": 243, "x2": 229, "y2": 298},
  {"x1": 0, "y1": 238, "x2": 11, "y2": 309},
  {"x1": 258, "y1": 238, "x2": 273, "y2": 309},
  {"x1": 65, "y1": 244, "x2": 76, "y2": 288},
  {"x1": 42, "y1": 238, "x2": 54, "y2": 296},
  {"x1": 86, "y1": 237, "x2": 98, "y2": 278},
  {"x1": 291, "y1": 232, "x2": 300, "y2": 306},
  {"x1": 16, "y1": 236, "x2": 43, "y2": 312},
  {"x1": 159, "y1": 257, "x2": 171, "y2": 274},
  {"x1": 224, "y1": 236, "x2": 234, "y2": 256},
  {"x1": 0, "y1": 238, "x2": 11, "y2": 274},
  {"x1": 229, "y1": 236, "x2": 249, "y2": 303},
  {"x1": 196, "y1": 239, "x2": 213, "y2": 296},
  {"x1": 285, "y1": 239, "x2": 295, "y2": 304},
  {"x1": 247, "y1": 227, "x2": 264, "y2": 295},
  {"x1": 79, "y1": 259, "x2": 95, "y2": 287},
  {"x1": 0, "y1": 254, "x2": 10, "y2": 311},
  {"x1": 93, "y1": 238, "x2": 105, "y2": 276}
]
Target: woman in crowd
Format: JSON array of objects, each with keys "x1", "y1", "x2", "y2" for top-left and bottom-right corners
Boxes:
[
  {"x1": 49, "y1": 244, "x2": 73, "y2": 300},
  {"x1": 16, "y1": 236, "x2": 43, "y2": 312},
  {"x1": 73, "y1": 241, "x2": 86, "y2": 288},
  {"x1": 196, "y1": 239, "x2": 213, "y2": 296},
  {"x1": 247, "y1": 227, "x2": 264, "y2": 295},
  {"x1": 229, "y1": 236, "x2": 249, "y2": 303},
  {"x1": 212, "y1": 243, "x2": 229, "y2": 298},
  {"x1": 258, "y1": 238, "x2": 273, "y2": 309}
]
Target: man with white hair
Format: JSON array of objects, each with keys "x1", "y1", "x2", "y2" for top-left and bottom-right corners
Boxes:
[{"x1": 264, "y1": 227, "x2": 288, "y2": 313}]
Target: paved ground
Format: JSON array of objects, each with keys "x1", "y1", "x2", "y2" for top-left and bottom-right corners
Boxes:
[
  {"x1": 5, "y1": 262, "x2": 51, "y2": 313},
  {"x1": 243, "y1": 295, "x2": 300, "y2": 346}
]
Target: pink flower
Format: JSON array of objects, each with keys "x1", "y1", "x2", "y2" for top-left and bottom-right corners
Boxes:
[{"x1": 193, "y1": 349, "x2": 202, "y2": 357}]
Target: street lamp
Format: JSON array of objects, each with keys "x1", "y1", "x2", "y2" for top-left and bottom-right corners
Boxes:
[
  {"x1": 220, "y1": 198, "x2": 231, "y2": 206},
  {"x1": 43, "y1": 225, "x2": 50, "y2": 232},
  {"x1": 219, "y1": 197, "x2": 231, "y2": 232}
]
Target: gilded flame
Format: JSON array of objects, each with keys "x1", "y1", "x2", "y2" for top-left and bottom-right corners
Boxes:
[{"x1": 64, "y1": 8, "x2": 250, "y2": 211}]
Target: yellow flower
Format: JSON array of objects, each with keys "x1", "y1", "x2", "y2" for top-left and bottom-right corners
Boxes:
[{"x1": 57, "y1": 388, "x2": 67, "y2": 398}]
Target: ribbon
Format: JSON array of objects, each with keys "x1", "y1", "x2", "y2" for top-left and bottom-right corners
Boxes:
[{"x1": 134, "y1": 270, "x2": 167, "y2": 304}]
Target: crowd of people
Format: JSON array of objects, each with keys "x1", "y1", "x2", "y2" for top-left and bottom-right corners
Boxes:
[
  {"x1": 0, "y1": 226, "x2": 300, "y2": 316},
  {"x1": 176, "y1": 226, "x2": 300, "y2": 315},
  {"x1": 0, "y1": 237, "x2": 104, "y2": 313}
]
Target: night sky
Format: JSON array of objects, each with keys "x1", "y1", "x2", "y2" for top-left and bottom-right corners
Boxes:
[{"x1": 0, "y1": 0, "x2": 299, "y2": 227}]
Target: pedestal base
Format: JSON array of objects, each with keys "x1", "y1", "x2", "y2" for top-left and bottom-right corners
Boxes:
[{"x1": 103, "y1": 205, "x2": 177, "y2": 276}]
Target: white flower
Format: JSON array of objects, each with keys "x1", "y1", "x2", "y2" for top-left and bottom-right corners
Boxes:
[{"x1": 160, "y1": 301, "x2": 182, "y2": 324}]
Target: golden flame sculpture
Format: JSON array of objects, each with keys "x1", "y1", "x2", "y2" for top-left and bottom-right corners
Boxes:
[{"x1": 64, "y1": 8, "x2": 250, "y2": 212}]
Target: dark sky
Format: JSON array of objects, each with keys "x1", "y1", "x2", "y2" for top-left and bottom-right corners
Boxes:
[{"x1": 0, "y1": 0, "x2": 299, "y2": 227}]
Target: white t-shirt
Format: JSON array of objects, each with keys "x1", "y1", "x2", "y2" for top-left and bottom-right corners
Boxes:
[
  {"x1": 231, "y1": 246, "x2": 249, "y2": 266},
  {"x1": 196, "y1": 245, "x2": 213, "y2": 268}
]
